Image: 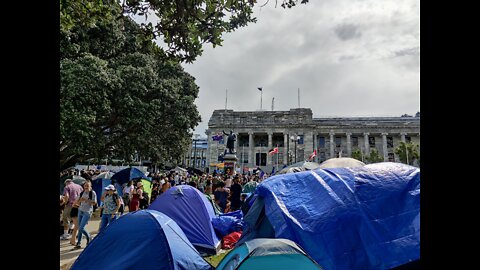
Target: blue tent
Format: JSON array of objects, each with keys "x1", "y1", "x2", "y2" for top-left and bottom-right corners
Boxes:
[
  {"x1": 217, "y1": 238, "x2": 322, "y2": 270},
  {"x1": 111, "y1": 167, "x2": 147, "y2": 185},
  {"x1": 237, "y1": 162, "x2": 420, "y2": 270},
  {"x1": 70, "y1": 210, "x2": 213, "y2": 270},
  {"x1": 148, "y1": 185, "x2": 221, "y2": 255}
]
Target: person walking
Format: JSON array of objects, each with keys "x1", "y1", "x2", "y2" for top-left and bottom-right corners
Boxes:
[
  {"x1": 99, "y1": 185, "x2": 120, "y2": 232},
  {"x1": 129, "y1": 182, "x2": 143, "y2": 212},
  {"x1": 122, "y1": 180, "x2": 134, "y2": 212},
  {"x1": 74, "y1": 181, "x2": 97, "y2": 249},
  {"x1": 230, "y1": 176, "x2": 243, "y2": 211},
  {"x1": 61, "y1": 179, "x2": 83, "y2": 241}
]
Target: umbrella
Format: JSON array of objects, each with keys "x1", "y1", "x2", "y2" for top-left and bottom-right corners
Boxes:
[
  {"x1": 111, "y1": 167, "x2": 148, "y2": 185},
  {"x1": 92, "y1": 171, "x2": 115, "y2": 180},
  {"x1": 276, "y1": 161, "x2": 321, "y2": 175},
  {"x1": 72, "y1": 175, "x2": 86, "y2": 185},
  {"x1": 319, "y1": 157, "x2": 365, "y2": 169}
]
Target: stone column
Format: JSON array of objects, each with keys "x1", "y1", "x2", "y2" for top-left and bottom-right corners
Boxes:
[
  {"x1": 313, "y1": 132, "x2": 318, "y2": 162},
  {"x1": 248, "y1": 131, "x2": 254, "y2": 167},
  {"x1": 234, "y1": 132, "x2": 238, "y2": 154},
  {"x1": 382, "y1": 132, "x2": 388, "y2": 161},
  {"x1": 363, "y1": 132, "x2": 370, "y2": 157},
  {"x1": 267, "y1": 132, "x2": 273, "y2": 165},
  {"x1": 206, "y1": 130, "x2": 212, "y2": 167},
  {"x1": 401, "y1": 132, "x2": 407, "y2": 143},
  {"x1": 329, "y1": 130, "x2": 335, "y2": 158},
  {"x1": 304, "y1": 131, "x2": 314, "y2": 161},
  {"x1": 346, "y1": 132, "x2": 352, "y2": 157},
  {"x1": 283, "y1": 133, "x2": 288, "y2": 165}
]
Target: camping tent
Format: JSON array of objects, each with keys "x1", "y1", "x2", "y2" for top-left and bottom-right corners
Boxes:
[
  {"x1": 276, "y1": 161, "x2": 320, "y2": 175},
  {"x1": 70, "y1": 210, "x2": 213, "y2": 270},
  {"x1": 111, "y1": 167, "x2": 147, "y2": 185},
  {"x1": 318, "y1": 157, "x2": 365, "y2": 169},
  {"x1": 216, "y1": 238, "x2": 322, "y2": 270},
  {"x1": 237, "y1": 162, "x2": 420, "y2": 270},
  {"x1": 92, "y1": 171, "x2": 114, "y2": 180},
  {"x1": 171, "y1": 166, "x2": 188, "y2": 173},
  {"x1": 148, "y1": 185, "x2": 221, "y2": 255}
]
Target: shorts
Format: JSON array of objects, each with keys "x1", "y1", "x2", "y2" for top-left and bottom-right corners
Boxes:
[
  {"x1": 62, "y1": 205, "x2": 73, "y2": 224},
  {"x1": 70, "y1": 207, "x2": 79, "y2": 218}
]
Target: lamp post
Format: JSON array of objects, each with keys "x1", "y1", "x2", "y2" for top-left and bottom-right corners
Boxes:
[
  {"x1": 290, "y1": 135, "x2": 300, "y2": 163},
  {"x1": 193, "y1": 134, "x2": 200, "y2": 168}
]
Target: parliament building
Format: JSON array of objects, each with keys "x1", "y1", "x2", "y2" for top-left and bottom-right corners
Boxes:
[{"x1": 205, "y1": 108, "x2": 420, "y2": 173}]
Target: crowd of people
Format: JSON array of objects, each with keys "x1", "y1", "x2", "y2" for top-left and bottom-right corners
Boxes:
[{"x1": 59, "y1": 168, "x2": 268, "y2": 249}]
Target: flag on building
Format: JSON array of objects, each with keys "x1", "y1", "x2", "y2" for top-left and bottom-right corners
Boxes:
[
  {"x1": 257, "y1": 87, "x2": 263, "y2": 91},
  {"x1": 212, "y1": 133, "x2": 223, "y2": 141},
  {"x1": 268, "y1": 147, "x2": 279, "y2": 155},
  {"x1": 308, "y1": 150, "x2": 317, "y2": 160}
]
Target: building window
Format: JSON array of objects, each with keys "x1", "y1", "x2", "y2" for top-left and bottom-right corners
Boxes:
[
  {"x1": 387, "y1": 137, "x2": 394, "y2": 148},
  {"x1": 240, "y1": 152, "x2": 248, "y2": 164},
  {"x1": 298, "y1": 149, "x2": 304, "y2": 161},
  {"x1": 255, "y1": 153, "x2": 267, "y2": 166},
  {"x1": 318, "y1": 136, "x2": 325, "y2": 148},
  {"x1": 369, "y1": 136, "x2": 375, "y2": 147},
  {"x1": 298, "y1": 135, "x2": 304, "y2": 145},
  {"x1": 352, "y1": 136, "x2": 358, "y2": 147},
  {"x1": 319, "y1": 152, "x2": 326, "y2": 162},
  {"x1": 335, "y1": 137, "x2": 342, "y2": 148},
  {"x1": 405, "y1": 136, "x2": 411, "y2": 143},
  {"x1": 388, "y1": 153, "x2": 395, "y2": 162}
]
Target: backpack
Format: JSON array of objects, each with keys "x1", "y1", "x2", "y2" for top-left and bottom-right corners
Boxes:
[
  {"x1": 80, "y1": 190, "x2": 98, "y2": 211},
  {"x1": 108, "y1": 193, "x2": 119, "y2": 206}
]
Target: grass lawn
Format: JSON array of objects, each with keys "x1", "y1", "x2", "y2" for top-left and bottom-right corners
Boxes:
[{"x1": 204, "y1": 250, "x2": 231, "y2": 267}]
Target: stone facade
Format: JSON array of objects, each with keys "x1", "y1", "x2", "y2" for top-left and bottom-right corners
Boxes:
[{"x1": 206, "y1": 108, "x2": 420, "y2": 173}]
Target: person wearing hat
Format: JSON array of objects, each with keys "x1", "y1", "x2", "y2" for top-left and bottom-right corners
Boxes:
[{"x1": 99, "y1": 184, "x2": 120, "y2": 232}]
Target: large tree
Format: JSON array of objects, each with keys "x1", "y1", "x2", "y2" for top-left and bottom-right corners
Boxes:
[
  {"x1": 60, "y1": 0, "x2": 309, "y2": 63},
  {"x1": 60, "y1": 14, "x2": 201, "y2": 169},
  {"x1": 60, "y1": 0, "x2": 310, "y2": 170}
]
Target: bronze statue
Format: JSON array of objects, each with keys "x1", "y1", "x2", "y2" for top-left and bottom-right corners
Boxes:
[{"x1": 223, "y1": 130, "x2": 237, "y2": 154}]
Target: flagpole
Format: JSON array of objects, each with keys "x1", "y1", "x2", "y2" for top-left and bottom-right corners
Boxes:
[
  {"x1": 298, "y1": 88, "x2": 300, "y2": 108},
  {"x1": 225, "y1": 89, "x2": 228, "y2": 111},
  {"x1": 276, "y1": 144, "x2": 279, "y2": 173},
  {"x1": 242, "y1": 144, "x2": 245, "y2": 173},
  {"x1": 260, "y1": 90, "x2": 263, "y2": 110}
]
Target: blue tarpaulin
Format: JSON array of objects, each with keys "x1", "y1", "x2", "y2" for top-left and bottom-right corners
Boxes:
[
  {"x1": 71, "y1": 210, "x2": 213, "y2": 270},
  {"x1": 237, "y1": 162, "x2": 420, "y2": 270}
]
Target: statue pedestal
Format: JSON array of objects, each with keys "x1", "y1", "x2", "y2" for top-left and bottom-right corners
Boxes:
[{"x1": 223, "y1": 154, "x2": 238, "y2": 176}]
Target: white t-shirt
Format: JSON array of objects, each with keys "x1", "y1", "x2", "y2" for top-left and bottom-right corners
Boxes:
[
  {"x1": 123, "y1": 185, "x2": 134, "y2": 195},
  {"x1": 225, "y1": 178, "x2": 232, "y2": 188}
]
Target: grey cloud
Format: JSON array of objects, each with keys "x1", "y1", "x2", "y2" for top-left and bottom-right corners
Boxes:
[
  {"x1": 394, "y1": 46, "x2": 419, "y2": 57},
  {"x1": 183, "y1": 0, "x2": 419, "y2": 135},
  {"x1": 334, "y1": 23, "x2": 362, "y2": 41}
]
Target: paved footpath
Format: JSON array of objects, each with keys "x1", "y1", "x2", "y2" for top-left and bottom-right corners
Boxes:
[{"x1": 60, "y1": 213, "x2": 102, "y2": 269}]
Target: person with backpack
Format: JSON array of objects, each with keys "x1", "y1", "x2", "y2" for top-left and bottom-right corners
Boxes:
[
  {"x1": 74, "y1": 181, "x2": 97, "y2": 249},
  {"x1": 99, "y1": 185, "x2": 120, "y2": 232}
]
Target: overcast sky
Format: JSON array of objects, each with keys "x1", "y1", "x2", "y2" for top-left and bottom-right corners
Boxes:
[{"x1": 180, "y1": 0, "x2": 420, "y2": 137}]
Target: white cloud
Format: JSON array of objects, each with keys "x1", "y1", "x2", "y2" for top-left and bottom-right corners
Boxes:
[{"x1": 182, "y1": 0, "x2": 420, "y2": 135}]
